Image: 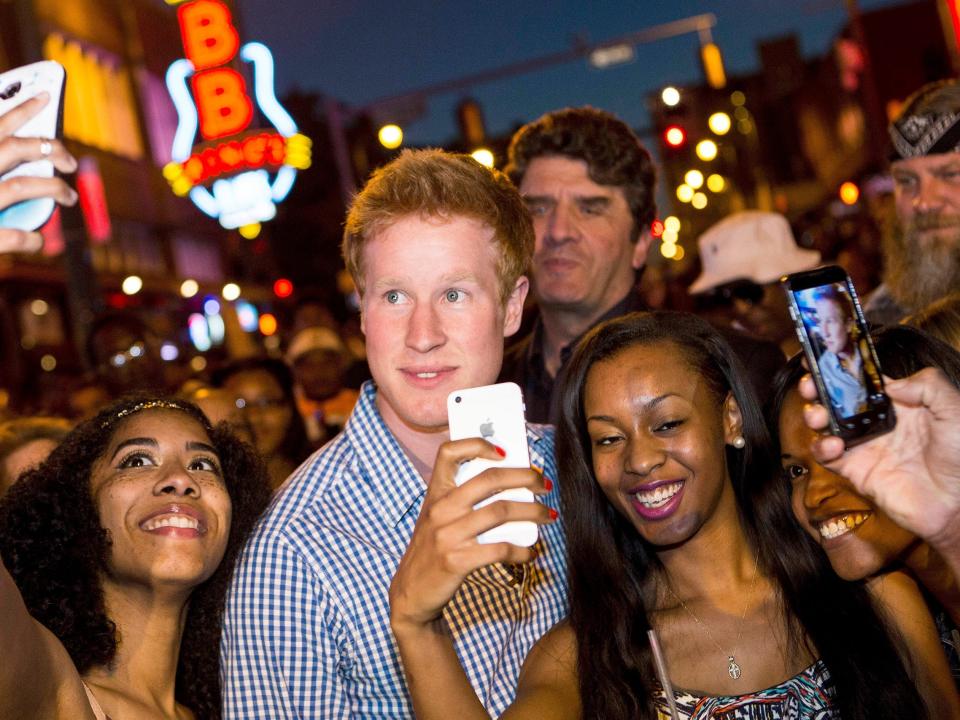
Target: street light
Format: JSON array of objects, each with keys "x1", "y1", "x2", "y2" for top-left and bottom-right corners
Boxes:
[
  {"x1": 708, "y1": 112, "x2": 731, "y2": 135},
  {"x1": 471, "y1": 148, "x2": 495, "y2": 168},
  {"x1": 684, "y1": 169, "x2": 704, "y2": 189},
  {"x1": 707, "y1": 174, "x2": 726, "y2": 192},
  {"x1": 691, "y1": 192, "x2": 708, "y2": 209},
  {"x1": 378, "y1": 124, "x2": 403, "y2": 149},
  {"x1": 661, "y1": 86, "x2": 681, "y2": 106},
  {"x1": 695, "y1": 139, "x2": 718, "y2": 161},
  {"x1": 676, "y1": 184, "x2": 694, "y2": 203},
  {"x1": 589, "y1": 44, "x2": 635, "y2": 68},
  {"x1": 122, "y1": 275, "x2": 143, "y2": 295}
]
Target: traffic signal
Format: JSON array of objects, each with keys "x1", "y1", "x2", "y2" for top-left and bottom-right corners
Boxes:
[
  {"x1": 457, "y1": 98, "x2": 487, "y2": 147},
  {"x1": 700, "y1": 42, "x2": 726, "y2": 90},
  {"x1": 664, "y1": 125, "x2": 687, "y2": 149}
]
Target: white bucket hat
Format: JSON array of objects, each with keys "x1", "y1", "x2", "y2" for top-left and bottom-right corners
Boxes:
[
  {"x1": 286, "y1": 326, "x2": 346, "y2": 364},
  {"x1": 689, "y1": 211, "x2": 821, "y2": 294}
]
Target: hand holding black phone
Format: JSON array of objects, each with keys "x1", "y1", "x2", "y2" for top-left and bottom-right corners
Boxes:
[{"x1": 781, "y1": 265, "x2": 895, "y2": 445}]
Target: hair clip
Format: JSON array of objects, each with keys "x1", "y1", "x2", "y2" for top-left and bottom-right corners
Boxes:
[{"x1": 104, "y1": 399, "x2": 197, "y2": 428}]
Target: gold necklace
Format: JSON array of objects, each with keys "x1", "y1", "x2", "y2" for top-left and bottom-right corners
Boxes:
[{"x1": 664, "y1": 552, "x2": 761, "y2": 681}]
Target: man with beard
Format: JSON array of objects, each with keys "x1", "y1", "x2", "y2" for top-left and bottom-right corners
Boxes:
[{"x1": 866, "y1": 79, "x2": 960, "y2": 325}]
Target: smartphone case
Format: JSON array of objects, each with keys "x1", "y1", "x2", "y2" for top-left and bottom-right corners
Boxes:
[
  {"x1": 0, "y1": 61, "x2": 66, "y2": 231},
  {"x1": 447, "y1": 382, "x2": 538, "y2": 547},
  {"x1": 781, "y1": 265, "x2": 895, "y2": 445}
]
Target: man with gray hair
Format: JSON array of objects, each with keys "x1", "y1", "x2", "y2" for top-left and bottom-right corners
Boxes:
[{"x1": 867, "y1": 78, "x2": 960, "y2": 325}]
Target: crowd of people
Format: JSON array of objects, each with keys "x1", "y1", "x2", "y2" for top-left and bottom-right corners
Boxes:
[{"x1": 3, "y1": 67, "x2": 960, "y2": 720}]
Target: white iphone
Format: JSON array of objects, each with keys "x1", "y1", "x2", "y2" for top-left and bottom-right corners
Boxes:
[
  {"x1": 447, "y1": 382, "x2": 538, "y2": 547},
  {"x1": 0, "y1": 60, "x2": 66, "y2": 231}
]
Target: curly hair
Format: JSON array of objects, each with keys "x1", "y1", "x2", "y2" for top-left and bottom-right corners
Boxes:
[
  {"x1": 556, "y1": 311, "x2": 926, "y2": 720},
  {"x1": 505, "y1": 106, "x2": 657, "y2": 240},
  {"x1": 0, "y1": 395, "x2": 271, "y2": 719}
]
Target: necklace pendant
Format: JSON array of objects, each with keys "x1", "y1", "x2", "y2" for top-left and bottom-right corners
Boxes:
[{"x1": 727, "y1": 656, "x2": 742, "y2": 680}]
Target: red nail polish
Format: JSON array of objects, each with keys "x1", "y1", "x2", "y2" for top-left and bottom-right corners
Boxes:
[
  {"x1": 494, "y1": 445, "x2": 506, "y2": 457},
  {"x1": 543, "y1": 477, "x2": 553, "y2": 492},
  {"x1": 549, "y1": 508, "x2": 559, "y2": 521}
]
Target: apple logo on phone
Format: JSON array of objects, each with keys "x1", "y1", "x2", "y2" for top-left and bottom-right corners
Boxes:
[{"x1": 479, "y1": 419, "x2": 495, "y2": 439}]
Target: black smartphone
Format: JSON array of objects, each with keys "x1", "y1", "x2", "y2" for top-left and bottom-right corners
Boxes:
[{"x1": 781, "y1": 265, "x2": 895, "y2": 445}]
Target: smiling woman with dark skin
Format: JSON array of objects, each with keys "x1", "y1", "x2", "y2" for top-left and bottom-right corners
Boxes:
[
  {"x1": 389, "y1": 312, "x2": 948, "y2": 719},
  {"x1": 0, "y1": 395, "x2": 270, "y2": 720},
  {"x1": 773, "y1": 326, "x2": 960, "y2": 660}
]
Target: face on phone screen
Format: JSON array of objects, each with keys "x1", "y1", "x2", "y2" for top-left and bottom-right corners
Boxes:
[{"x1": 792, "y1": 283, "x2": 883, "y2": 420}]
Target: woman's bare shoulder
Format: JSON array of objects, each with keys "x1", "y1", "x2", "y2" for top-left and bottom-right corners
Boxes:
[
  {"x1": 526, "y1": 620, "x2": 577, "y2": 665},
  {"x1": 17, "y1": 620, "x2": 96, "y2": 720},
  {"x1": 505, "y1": 621, "x2": 580, "y2": 720}
]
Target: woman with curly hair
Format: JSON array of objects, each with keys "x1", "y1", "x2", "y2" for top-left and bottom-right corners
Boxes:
[
  {"x1": 390, "y1": 312, "x2": 947, "y2": 719},
  {"x1": 0, "y1": 395, "x2": 271, "y2": 719}
]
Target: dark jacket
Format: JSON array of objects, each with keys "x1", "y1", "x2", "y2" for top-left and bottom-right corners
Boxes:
[{"x1": 499, "y1": 292, "x2": 786, "y2": 423}]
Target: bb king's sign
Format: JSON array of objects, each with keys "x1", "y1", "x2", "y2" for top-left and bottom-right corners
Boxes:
[{"x1": 163, "y1": 0, "x2": 311, "y2": 238}]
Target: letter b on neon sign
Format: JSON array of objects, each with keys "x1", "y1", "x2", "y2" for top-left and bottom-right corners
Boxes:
[
  {"x1": 178, "y1": 0, "x2": 240, "y2": 70},
  {"x1": 191, "y1": 68, "x2": 254, "y2": 140}
]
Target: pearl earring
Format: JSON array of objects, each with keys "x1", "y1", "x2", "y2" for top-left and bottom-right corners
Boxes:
[{"x1": 733, "y1": 436, "x2": 745, "y2": 449}]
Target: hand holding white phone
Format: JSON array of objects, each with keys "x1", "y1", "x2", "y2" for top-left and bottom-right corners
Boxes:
[
  {"x1": 0, "y1": 60, "x2": 71, "y2": 235},
  {"x1": 447, "y1": 382, "x2": 538, "y2": 547}
]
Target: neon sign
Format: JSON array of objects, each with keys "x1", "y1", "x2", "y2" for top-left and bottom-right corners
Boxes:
[{"x1": 163, "y1": 0, "x2": 311, "y2": 238}]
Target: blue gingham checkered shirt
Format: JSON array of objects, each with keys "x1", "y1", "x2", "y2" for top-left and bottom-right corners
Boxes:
[{"x1": 221, "y1": 381, "x2": 569, "y2": 718}]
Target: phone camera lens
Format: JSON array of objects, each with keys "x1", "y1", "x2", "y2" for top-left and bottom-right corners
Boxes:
[
  {"x1": 455, "y1": 396, "x2": 461, "y2": 403},
  {"x1": 0, "y1": 81, "x2": 21, "y2": 100}
]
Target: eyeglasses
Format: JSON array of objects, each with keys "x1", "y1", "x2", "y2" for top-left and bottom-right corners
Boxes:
[
  {"x1": 100, "y1": 342, "x2": 148, "y2": 370},
  {"x1": 715, "y1": 280, "x2": 765, "y2": 305}
]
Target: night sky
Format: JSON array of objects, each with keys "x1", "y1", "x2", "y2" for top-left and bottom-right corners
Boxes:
[{"x1": 236, "y1": 0, "x2": 910, "y2": 144}]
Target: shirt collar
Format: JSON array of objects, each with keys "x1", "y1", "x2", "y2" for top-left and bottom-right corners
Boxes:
[
  {"x1": 344, "y1": 381, "x2": 427, "y2": 528},
  {"x1": 527, "y1": 289, "x2": 646, "y2": 366},
  {"x1": 344, "y1": 382, "x2": 552, "y2": 528}
]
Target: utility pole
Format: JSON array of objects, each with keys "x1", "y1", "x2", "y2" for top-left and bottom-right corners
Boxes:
[{"x1": 325, "y1": 14, "x2": 718, "y2": 204}]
